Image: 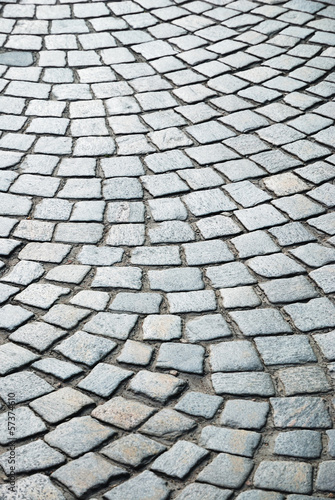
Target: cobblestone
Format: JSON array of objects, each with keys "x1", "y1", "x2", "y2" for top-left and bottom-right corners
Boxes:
[{"x1": 0, "y1": 1, "x2": 334, "y2": 496}]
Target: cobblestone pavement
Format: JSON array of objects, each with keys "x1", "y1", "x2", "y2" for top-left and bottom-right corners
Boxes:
[{"x1": 0, "y1": 0, "x2": 334, "y2": 498}]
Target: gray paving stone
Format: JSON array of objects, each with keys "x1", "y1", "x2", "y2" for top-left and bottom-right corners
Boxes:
[
  {"x1": 236, "y1": 492, "x2": 283, "y2": 500},
  {"x1": 111, "y1": 292, "x2": 162, "y2": 314},
  {"x1": 30, "y1": 387, "x2": 94, "y2": 425},
  {"x1": 129, "y1": 370, "x2": 186, "y2": 403},
  {"x1": 43, "y1": 304, "x2": 90, "y2": 329},
  {"x1": 45, "y1": 416, "x2": 115, "y2": 458},
  {"x1": 0, "y1": 473, "x2": 66, "y2": 500},
  {"x1": 117, "y1": 340, "x2": 153, "y2": 366},
  {"x1": 260, "y1": 276, "x2": 318, "y2": 304},
  {"x1": 92, "y1": 267, "x2": 142, "y2": 289},
  {"x1": 254, "y1": 461, "x2": 313, "y2": 494},
  {"x1": 230, "y1": 308, "x2": 291, "y2": 336},
  {"x1": 0, "y1": 304, "x2": 34, "y2": 331},
  {"x1": 183, "y1": 188, "x2": 236, "y2": 216},
  {"x1": 92, "y1": 396, "x2": 155, "y2": 430},
  {"x1": 54, "y1": 331, "x2": 116, "y2": 367},
  {"x1": 0, "y1": 406, "x2": 46, "y2": 445},
  {"x1": 269, "y1": 222, "x2": 316, "y2": 246},
  {"x1": 0, "y1": 371, "x2": 53, "y2": 404},
  {"x1": 151, "y1": 440, "x2": 208, "y2": 479},
  {"x1": 231, "y1": 230, "x2": 279, "y2": 258},
  {"x1": 278, "y1": 365, "x2": 331, "y2": 395},
  {"x1": 78, "y1": 362, "x2": 133, "y2": 397},
  {"x1": 83, "y1": 312, "x2": 138, "y2": 340},
  {"x1": 212, "y1": 372, "x2": 275, "y2": 397},
  {"x1": 271, "y1": 397, "x2": 332, "y2": 428},
  {"x1": 0, "y1": 342, "x2": 39, "y2": 375},
  {"x1": 206, "y1": 262, "x2": 256, "y2": 288},
  {"x1": 32, "y1": 358, "x2": 83, "y2": 381},
  {"x1": 156, "y1": 343, "x2": 205, "y2": 374},
  {"x1": 139, "y1": 408, "x2": 196, "y2": 440},
  {"x1": 183, "y1": 240, "x2": 234, "y2": 266},
  {"x1": 220, "y1": 286, "x2": 261, "y2": 308},
  {"x1": 247, "y1": 254, "x2": 305, "y2": 278},
  {"x1": 175, "y1": 483, "x2": 232, "y2": 500},
  {"x1": 102, "y1": 433, "x2": 166, "y2": 468},
  {"x1": 274, "y1": 430, "x2": 322, "y2": 458},
  {"x1": 15, "y1": 283, "x2": 69, "y2": 309},
  {"x1": 0, "y1": 283, "x2": 19, "y2": 304},
  {"x1": 148, "y1": 267, "x2": 204, "y2": 292},
  {"x1": 220, "y1": 400, "x2": 269, "y2": 430},
  {"x1": 142, "y1": 315, "x2": 181, "y2": 341},
  {"x1": 197, "y1": 452, "x2": 253, "y2": 489},
  {"x1": 255, "y1": 335, "x2": 316, "y2": 366},
  {"x1": 52, "y1": 452, "x2": 127, "y2": 499},
  {"x1": 104, "y1": 470, "x2": 170, "y2": 500},
  {"x1": 185, "y1": 314, "x2": 232, "y2": 342},
  {"x1": 313, "y1": 330, "x2": 335, "y2": 361},
  {"x1": 210, "y1": 340, "x2": 262, "y2": 372},
  {"x1": 284, "y1": 298, "x2": 335, "y2": 331},
  {"x1": 316, "y1": 461, "x2": 335, "y2": 492},
  {"x1": 77, "y1": 246, "x2": 123, "y2": 266},
  {"x1": 149, "y1": 197, "x2": 187, "y2": 222},
  {"x1": 168, "y1": 290, "x2": 217, "y2": 313},
  {"x1": 201, "y1": 424, "x2": 261, "y2": 459},
  {"x1": 70, "y1": 290, "x2": 109, "y2": 311},
  {"x1": 175, "y1": 391, "x2": 223, "y2": 419},
  {"x1": 107, "y1": 202, "x2": 145, "y2": 223},
  {"x1": 0, "y1": 439, "x2": 65, "y2": 475}
]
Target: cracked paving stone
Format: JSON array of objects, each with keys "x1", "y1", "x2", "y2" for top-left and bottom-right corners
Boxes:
[
  {"x1": 54, "y1": 331, "x2": 116, "y2": 367},
  {"x1": 271, "y1": 397, "x2": 332, "y2": 428},
  {"x1": 255, "y1": 335, "x2": 316, "y2": 366},
  {"x1": 142, "y1": 315, "x2": 182, "y2": 341},
  {"x1": 0, "y1": 371, "x2": 54, "y2": 404},
  {"x1": 0, "y1": 473, "x2": 66, "y2": 500},
  {"x1": 101, "y1": 433, "x2": 167, "y2": 468},
  {"x1": 15, "y1": 283, "x2": 70, "y2": 309},
  {"x1": 151, "y1": 440, "x2": 208, "y2": 479},
  {"x1": 9, "y1": 321, "x2": 66, "y2": 352},
  {"x1": 274, "y1": 430, "x2": 322, "y2": 459},
  {"x1": 0, "y1": 439, "x2": 65, "y2": 475},
  {"x1": 78, "y1": 362, "x2": 133, "y2": 397},
  {"x1": 284, "y1": 298, "x2": 335, "y2": 331},
  {"x1": 220, "y1": 400, "x2": 269, "y2": 430},
  {"x1": 230, "y1": 308, "x2": 291, "y2": 336},
  {"x1": 254, "y1": 461, "x2": 313, "y2": 494},
  {"x1": 0, "y1": 407, "x2": 46, "y2": 445},
  {"x1": 83, "y1": 312, "x2": 138, "y2": 340},
  {"x1": 30, "y1": 387, "x2": 94, "y2": 425},
  {"x1": 140, "y1": 408, "x2": 196, "y2": 440},
  {"x1": 0, "y1": 342, "x2": 39, "y2": 375},
  {"x1": 43, "y1": 304, "x2": 90, "y2": 329},
  {"x1": 92, "y1": 396, "x2": 155, "y2": 430},
  {"x1": 52, "y1": 452, "x2": 127, "y2": 499},
  {"x1": 156, "y1": 343, "x2": 205, "y2": 374},
  {"x1": 200, "y1": 425, "x2": 261, "y2": 457},
  {"x1": 197, "y1": 452, "x2": 253, "y2": 489},
  {"x1": 104, "y1": 470, "x2": 170, "y2": 500},
  {"x1": 129, "y1": 370, "x2": 186, "y2": 403},
  {"x1": 0, "y1": 304, "x2": 33, "y2": 331},
  {"x1": 212, "y1": 372, "x2": 275, "y2": 397},
  {"x1": 45, "y1": 416, "x2": 116, "y2": 458},
  {"x1": 277, "y1": 365, "x2": 331, "y2": 395},
  {"x1": 210, "y1": 340, "x2": 262, "y2": 373}
]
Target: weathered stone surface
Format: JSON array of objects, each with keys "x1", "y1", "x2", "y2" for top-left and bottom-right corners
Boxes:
[
  {"x1": 92, "y1": 396, "x2": 155, "y2": 430},
  {"x1": 254, "y1": 461, "x2": 313, "y2": 494},
  {"x1": 102, "y1": 433, "x2": 166, "y2": 468},
  {"x1": 104, "y1": 470, "x2": 170, "y2": 500},
  {"x1": 129, "y1": 370, "x2": 186, "y2": 403},
  {"x1": 151, "y1": 440, "x2": 208, "y2": 479},
  {"x1": 197, "y1": 453, "x2": 253, "y2": 489}
]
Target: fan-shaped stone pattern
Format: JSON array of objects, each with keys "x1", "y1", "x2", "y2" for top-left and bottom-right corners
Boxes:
[{"x1": 0, "y1": 0, "x2": 334, "y2": 497}]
